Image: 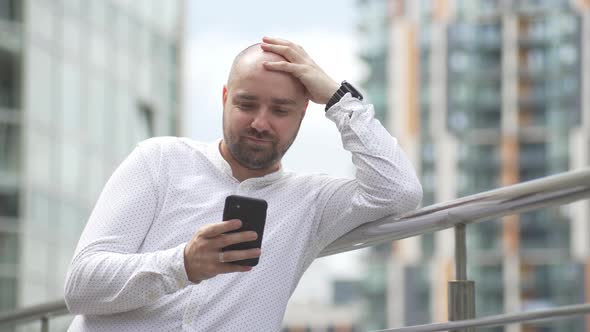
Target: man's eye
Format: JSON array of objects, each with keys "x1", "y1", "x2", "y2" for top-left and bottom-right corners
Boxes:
[
  {"x1": 274, "y1": 108, "x2": 288, "y2": 115},
  {"x1": 238, "y1": 103, "x2": 256, "y2": 110}
]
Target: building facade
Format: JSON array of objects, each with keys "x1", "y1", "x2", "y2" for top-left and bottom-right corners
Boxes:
[
  {"x1": 0, "y1": 0, "x2": 182, "y2": 329},
  {"x1": 357, "y1": 0, "x2": 590, "y2": 331}
]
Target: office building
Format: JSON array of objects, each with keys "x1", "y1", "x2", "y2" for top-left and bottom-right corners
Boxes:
[
  {"x1": 356, "y1": 0, "x2": 590, "y2": 331},
  {"x1": 0, "y1": 0, "x2": 182, "y2": 329}
]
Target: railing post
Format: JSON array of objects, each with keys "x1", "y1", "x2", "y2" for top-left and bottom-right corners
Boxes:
[
  {"x1": 449, "y1": 223, "x2": 475, "y2": 332},
  {"x1": 40, "y1": 315, "x2": 49, "y2": 332}
]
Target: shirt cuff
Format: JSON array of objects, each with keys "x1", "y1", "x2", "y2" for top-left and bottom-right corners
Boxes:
[
  {"x1": 158, "y1": 242, "x2": 193, "y2": 291},
  {"x1": 325, "y1": 93, "x2": 366, "y2": 119}
]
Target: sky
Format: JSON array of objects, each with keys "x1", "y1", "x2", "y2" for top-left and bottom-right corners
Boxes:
[{"x1": 183, "y1": 0, "x2": 370, "y2": 305}]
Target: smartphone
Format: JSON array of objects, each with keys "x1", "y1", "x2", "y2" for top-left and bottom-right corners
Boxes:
[{"x1": 221, "y1": 195, "x2": 268, "y2": 266}]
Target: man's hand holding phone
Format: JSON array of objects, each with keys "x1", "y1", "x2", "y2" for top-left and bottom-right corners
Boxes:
[{"x1": 183, "y1": 219, "x2": 262, "y2": 283}]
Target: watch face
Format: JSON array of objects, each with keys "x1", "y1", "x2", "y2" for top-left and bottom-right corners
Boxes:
[{"x1": 342, "y1": 81, "x2": 363, "y2": 100}]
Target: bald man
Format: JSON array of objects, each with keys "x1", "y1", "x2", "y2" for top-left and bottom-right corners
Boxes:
[{"x1": 64, "y1": 37, "x2": 422, "y2": 331}]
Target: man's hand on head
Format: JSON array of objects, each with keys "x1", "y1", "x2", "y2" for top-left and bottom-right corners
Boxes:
[{"x1": 260, "y1": 36, "x2": 340, "y2": 106}]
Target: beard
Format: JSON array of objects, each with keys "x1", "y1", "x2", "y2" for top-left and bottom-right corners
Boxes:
[
  {"x1": 223, "y1": 114, "x2": 302, "y2": 170},
  {"x1": 224, "y1": 127, "x2": 292, "y2": 170}
]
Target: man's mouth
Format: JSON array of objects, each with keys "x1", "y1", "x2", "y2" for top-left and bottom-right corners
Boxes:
[{"x1": 243, "y1": 136, "x2": 273, "y2": 144}]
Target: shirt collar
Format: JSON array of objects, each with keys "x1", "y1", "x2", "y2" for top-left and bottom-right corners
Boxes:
[{"x1": 206, "y1": 138, "x2": 285, "y2": 185}]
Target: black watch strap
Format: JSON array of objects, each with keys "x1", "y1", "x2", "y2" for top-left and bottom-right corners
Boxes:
[{"x1": 325, "y1": 81, "x2": 363, "y2": 112}]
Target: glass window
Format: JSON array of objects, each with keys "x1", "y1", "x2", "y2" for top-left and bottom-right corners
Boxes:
[
  {"x1": 420, "y1": 233, "x2": 435, "y2": 259},
  {"x1": 0, "y1": 123, "x2": 20, "y2": 173},
  {"x1": 27, "y1": 130, "x2": 53, "y2": 187},
  {"x1": 0, "y1": 231, "x2": 18, "y2": 264},
  {"x1": 28, "y1": 0, "x2": 54, "y2": 42},
  {"x1": 88, "y1": 0, "x2": 106, "y2": 31},
  {"x1": 103, "y1": 82, "x2": 117, "y2": 153},
  {"x1": 60, "y1": 0, "x2": 82, "y2": 17},
  {"x1": 0, "y1": 49, "x2": 19, "y2": 109},
  {"x1": 87, "y1": 152, "x2": 104, "y2": 202},
  {"x1": 404, "y1": 265, "x2": 431, "y2": 325},
  {"x1": 0, "y1": 191, "x2": 18, "y2": 217},
  {"x1": 62, "y1": 17, "x2": 81, "y2": 59},
  {"x1": 137, "y1": 22, "x2": 151, "y2": 61},
  {"x1": 521, "y1": 262, "x2": 585, "y2": 331},
  {"x1": 0, "y1": 276, "x2": 17, "y2": 311},
  {"x1": 154, "y1": 2, "x2": 177, "y2": 34},
  {"x1": 116, "y1": 49, "x2": 131, "y2": 83},
  {"x1": 127, "y1": 16, "x2": 141, "y2": 61},
  {"x1": 0, "y1": 0, "x2": 21, "y2": 21},
  {"x1": 59, "y1": 139, "x2": 81, "y2": 195},
  {"x1": 520, "y1": 209, "x2": 569, "y2": 250},
  {"x1": 468, "y1": 221, "x2": 500, "y2": 250},
  {"x1": 332, "y1": 280, "x2": 361, "y2": 305},
  {"x1": 21, "y1": 233, "x2": 50, "y2": 279},
  {"x1": 90, "y1": 32, "x2": 106, "y2": 71},
  {"x1": 87, "y1": 74, "x2": 106, "y2": 145},
  {"x1": 135, "y1": 102, "x2": 154, "y2": 141},
  {"x1": 168, "y1": 110, "x2": 178, "y2": 136},
  {"x1": 470, "y1": 262, "x2": 503, "y2": 325},
  {"x1": 169, "y1": 79, "x2": 178, "y2": 110},
  {"x1": 115, "y1": 9, "x2": 130, "y2": 48},
  {"x1": 59, "y1": 200, "x2": 83, "y2": 241},
  {"x1": 521, "y1": 143, "x2": 546, "y2": 161},
  {"x1": 26, "y1": 44, "x2": 54, "y2": 127},
  {"x1": 116, "y1": 89, "x2": 133, "y2": 157},
  {"x1": 138, "y1": 59, "x2": 152, "y2": 96},
  {"x1": 60, "y1": 60, "x2": 82, "y2": 134}
]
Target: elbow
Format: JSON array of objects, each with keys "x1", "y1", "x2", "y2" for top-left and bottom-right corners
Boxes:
[
  {"x1": 64, "y1": 266, "x2": 85, "y2": 315},
  {"x1": 383, "y1": 175, "x2": 423, "y2": 215},
  {"x1": 407, "y1": 178, "x2": 423, "y2": 210},
  {"x1": 64, "y1": 257, "x2": 101, "y2": 315}
]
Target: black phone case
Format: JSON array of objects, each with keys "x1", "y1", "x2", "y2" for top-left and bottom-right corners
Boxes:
[{"x1": 221, "y1": 195, "x2": 268, "y2": 266}]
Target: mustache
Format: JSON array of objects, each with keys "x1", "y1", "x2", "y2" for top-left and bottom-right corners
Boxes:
[{"x1": 241, "y1": 128, "x2": 276, "y2": 142}]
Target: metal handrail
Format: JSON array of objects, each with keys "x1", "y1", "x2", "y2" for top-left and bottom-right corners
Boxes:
[
  {"x1": 320, "y1": 167, "x2": 590, "y2": 257},
  {"x1": 0, "y1": 300, "x2": 68, "y2": 328},
  {"x1": 376, "y1": 303, "x2": 590, "y2": 332},
  {"x1": 1, "y1": 168, "x2": 589, "y2": 330}
]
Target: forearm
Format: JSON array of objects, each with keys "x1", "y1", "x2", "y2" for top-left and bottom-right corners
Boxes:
[
  {"x1": 326, "y1": 94, "x2": 423, "y2": 212},
  {"x1": 310, "y1": 95, "x2": 422, "y2": 251},
  {"x1": 64, "y1": 243, "x2": 189, "y2": 315},
  {"x1": 63, "y1": 139, "x2": 191, "y2": 315}
]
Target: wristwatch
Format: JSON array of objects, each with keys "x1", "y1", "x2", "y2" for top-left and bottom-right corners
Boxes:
[{"x1": 325, "y1": 80, "x2": 364, "y2": 111}]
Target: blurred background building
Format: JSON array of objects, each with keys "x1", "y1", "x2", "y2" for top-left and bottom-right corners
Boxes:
[
  {"x1": 357, "y1": 0, "x2": 590, "y2": 331},
  {"x1": 0, "y1": 0, "x2": 182, "y2": 330},
  {"x1": 2, "y1": 0, "x2": 590, "y2": 331}
]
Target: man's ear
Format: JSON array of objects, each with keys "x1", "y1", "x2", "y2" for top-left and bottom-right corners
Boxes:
[{"x1": 222, "y1": 85, "x2": 228, "y2": 106}]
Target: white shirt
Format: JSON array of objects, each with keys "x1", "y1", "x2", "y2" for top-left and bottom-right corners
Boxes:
[{"x1": 64, "y1": 95, "x2": 422, "y2": 331}]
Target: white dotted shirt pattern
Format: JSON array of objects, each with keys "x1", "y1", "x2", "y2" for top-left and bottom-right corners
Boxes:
[{"x1": 64, "y1": 94, "x2": 423, "y2": 331}]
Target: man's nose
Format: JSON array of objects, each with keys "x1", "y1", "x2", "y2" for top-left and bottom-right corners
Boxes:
[{"x1": 250, "y1": 109, "x2": 271, "y2": 133}]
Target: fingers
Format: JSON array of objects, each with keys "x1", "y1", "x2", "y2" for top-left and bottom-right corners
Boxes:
[
  {"x1": 262, "y1": 36, "x2": 308, "y2": 55},
  {"x1": 220, "y1": 248, "x2": 262, "y2": 263},
  {"x1": 199, "y1": 219, "x2": 242, "y2": 238},
  {"x1": 262, "y1": 36, "x2": 290, "y2": 45},
  {"x1": 212, "y1": 231, "x2": 258, "y2": 249},
  {"x1": 260, "y1": 43, "x2": 306, "y2": 64},
  {"x1": 262, "y1": 61, "x2": 302, "y2": 75}
]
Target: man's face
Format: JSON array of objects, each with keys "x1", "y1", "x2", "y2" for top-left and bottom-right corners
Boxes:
[{"x1": 222, "y1": 56, "x2": 308, "y2": 170}]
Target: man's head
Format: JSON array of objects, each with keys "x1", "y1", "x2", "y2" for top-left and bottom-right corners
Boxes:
[{"x1": 221, "y1": 43, "x2": 309, "y2": 171}]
